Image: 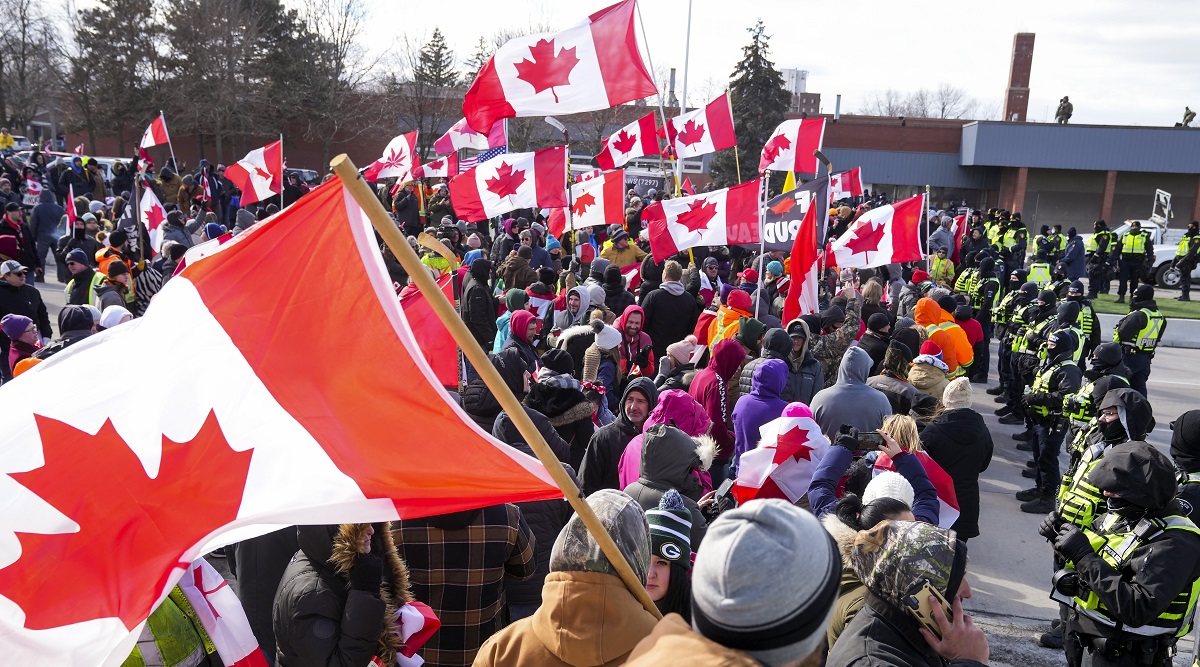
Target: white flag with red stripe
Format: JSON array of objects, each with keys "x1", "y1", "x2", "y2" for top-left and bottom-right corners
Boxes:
[
  {"x1": 874, "y1": 451, "x2": 961, "y2": 529},
  {"x1": 759, "y1": 118, "x2": 826, "y2": 174},
  {"x1": 829, "y1": 194, "x2": 926, "y2": 269},
  {"x1": 732, "y1": 414, "x2": 831, "y2": 504},
  {"x1": 646, "y1": 179, "x2": 760, "y2": 261},
  {"x1": 140, "y1": 187, "x2": 167, "y2": 256},
  {"x1": 139, "y1": 115, "x2": 170, "y2": 149},
  {"x1": 782, "y1": 197, "x2": 820, "y2": 322},
  {"x1": 411, "y1": 154, "x2": 458, "y2": 180},
  {"x1": 72, "y1": 144, "x2": 84, "y2": 156},
  {"x1": 433, "y1": 118, "x2": 505, "y2": 155},
  {"x1": 829, "y1": 167, "x2": 864, "y2": 201},
  {"x1": 462, "y1": 0, "x2": 656, "y2": 132},
  {"x1": 595, "y1": 111, "x2": 658, "y2": 170},
  {"x1": 177, "y1": 558, "x2": 267, "y2": 667},
  {"x1": 665, "y1": 93, "x2": 737, "y2": 159},
  {"x1": 65, "y1": 185, "x2": 76, "y2": 226},
  {"x1": 362, "y1": 132, "x2": 418, "y2": 183},
  {"x1": 224, "y1": 140, "x2": 282, "y2": 206},
  {"x1": 0, "y1": 178, "x2": 561, "y2": 666},
  {"x1": 448, "y1": 146, "x2": 568, "y2": 222}
]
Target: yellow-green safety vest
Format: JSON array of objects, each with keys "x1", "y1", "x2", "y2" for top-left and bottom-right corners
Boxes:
[
  {"x1": 1038, "y1": 324, "x2": 1084, "y2": 363},
  {"x1": 121, "y1": 587, "x2": 216, "y2": 667},
  {"x1": 1121, "y1": 231, "x2": 1149, "y2": 255},
  {"x1": 1087, "y1": 230, "x2": 1115, "y2": 254},
  {"x1": 1176, "y1": 236, "x2": 1199, "y2": 258},
  {"x1": 1028, "y1": 262, "x2": 1052, "y2": 286},
  {"x1": 1029, "y1": 358, "x2": 1077, "y2": 417},
  {"x1": 992, "y1": 291, "x2": 1020, "y2": 326},
  {"x1": 930, "y1": 255, "x2": 955, "y2": 285},
  {"x1": 955, "y1": 267, "x2": 977, "y2": 295},
  {"x1": 64, "y1": 272, "x2": 108, "y2": 309},
  {"x1": 1114, "y1": 309, "x2": 1165, "y2": 352}
]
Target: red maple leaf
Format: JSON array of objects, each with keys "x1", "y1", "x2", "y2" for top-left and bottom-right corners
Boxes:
[
  {"x1": 610, "y1": 130, "x2": 637, "y2": 155},
  {"x1": 426, "y1": 159, "x2": 444, "y2": 172},
  {"x1": 774, "y1": 426, "x2": 815, "y2": 464},
  {"x1": 769, "y1": 196, "x2": 797, "y2": 216},
  {"x1": 144, "y1": 202, "x2": 166, "y2": 230},
  {"x1": 761, "y1": 133, "x2": 792, "y2": 166},
  {"x1": 845, "y1": 221, "x2": 887, "y2": 256},
  {"x1": 0, "y1": 411, "x2": 253, "y2": 629},
  {"x1": 677, "y1": 119, "x2": 707, "y2": 147},
  {"x1": 572, "y1": 191, "x2": 596, "y2": 217},
  {"x1": 674, "y1": 198, "x2": 719, "y2": 234},
  {"x1": 513, "y1": 38, "x2": 579, "y2": 104},
  {"x1": 485, "y1": 161, "x2": 526, "y2": 199},
  {"x1": 454, "y1": 122, "x2": 481, "y2": 137},
  {"x1": 254, "y1": 166, "x2": 272, "y2": 182}
]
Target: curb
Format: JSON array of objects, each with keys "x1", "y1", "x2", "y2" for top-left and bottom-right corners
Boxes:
[{"x1": 1096, "y1": 313, "x2": 1200, "y2": 349}]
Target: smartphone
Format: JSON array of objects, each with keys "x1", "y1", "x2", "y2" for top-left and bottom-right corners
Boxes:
[
  {"x1": 711, "y1": 478, "x2": 736, "y2": 515},
  {"x1": 857, "y1": 432, "x2": 885, "y2": 448},
  {"x1": 902, "y1": 578, "x2": 953, "y2": 640}
]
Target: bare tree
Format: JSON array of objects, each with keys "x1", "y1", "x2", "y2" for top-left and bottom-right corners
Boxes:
[
  {"x1": 859, "y1": 89, "x2": 908, "y2": 116},
  {"x1": 932, "y1": 83, "x2": 977, "y2": 119},
  {"x1": 387, "y1": 31, "x2": 463, "y2": 159},
  {"x1": 0, "y1": 0, "x2": 62, "y2": 131},
  {"x1": 859, "y1": 84, "x2": 981, "y2": 120}
]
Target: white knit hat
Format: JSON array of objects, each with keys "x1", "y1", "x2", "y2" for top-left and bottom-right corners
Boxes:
[
  {"x1": 863, "y1": 471, "x2": 915, "y2": 509},
  {"x1": 591, "y1": 319, "x2": 620, "y2": 350},
  {"x1": 943, "y1": 377, "x2": 972, "y2": 410}
]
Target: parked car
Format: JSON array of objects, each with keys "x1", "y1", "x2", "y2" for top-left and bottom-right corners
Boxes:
[
  {"x1": 1079, "y1": 189, "x2": 1199, "y2": 289},
  {"x1": 285, "y1": 168, "x2": 320, "y2": 186}
]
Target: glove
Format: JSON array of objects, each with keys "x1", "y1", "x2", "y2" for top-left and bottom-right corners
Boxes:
[
  {"x1": 1023, "y1": 392, "x2": 1049, "y2": 407},
  {"x1": 834, "y1": 426, "x2": 859, "y2": 451},
  {"x1": 348, "y1": 552, "x2": 383, "y2": 593},
  {"x1": 1054, "y1": 525, "x2": 1094, "y2": 564},
  {"x1": 1039, "y1": 512, "x2": 1061, "y2": 541}
]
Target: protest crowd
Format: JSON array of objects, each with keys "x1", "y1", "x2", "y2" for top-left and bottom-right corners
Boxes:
[{"x1": 3, "y1": 2, "x2": 1200, "y2": 667}]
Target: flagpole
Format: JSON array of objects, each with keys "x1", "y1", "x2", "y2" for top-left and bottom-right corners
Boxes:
[
  {"x1": 755, "y1": 177, "x2": 767, "y2": 319},
  {"x1": 674, "y1": 0, "x2": 693, "y2": 196},
  {"x1": 161, "y1": 111, "x2": 178, "y2": 172},
  {"x1": 633, "y1": 2, "x2": 680, "y2": 197},
  {"x1": 729, "y1": 91, "x2": 742, "y2": 185},
  {"x1": 924, "y1": 184, "x2": 931, "y2": 272},
  {"x1": 134, "y1": 161, "x2": 144, "y2": 266},
  {"x1": 280, "y1": 133, "x2": 285, "y2": 207},
  {"x1": 329, "y1": 153, "x2": 662, "y2": 622}
]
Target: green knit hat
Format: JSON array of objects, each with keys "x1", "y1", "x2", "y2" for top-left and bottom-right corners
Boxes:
[{"x1": 647, "y1": 489, "x2": 692, "y2": 569}]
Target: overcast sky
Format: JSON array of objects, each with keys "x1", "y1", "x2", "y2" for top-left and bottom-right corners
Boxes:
[{"x1": 355, "y1": 0, "x2": 1199, "y2": 127}]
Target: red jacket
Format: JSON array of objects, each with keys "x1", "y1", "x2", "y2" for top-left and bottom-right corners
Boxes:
[{"x1": 688, "y1": 338, "x2": 747, "y2": 462}]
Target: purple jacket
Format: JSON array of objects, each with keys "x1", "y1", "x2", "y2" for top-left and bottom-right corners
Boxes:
[
  {"x1": 731, "y1": 359, "x2": 790, "y2": 473},
  {"x1": 618, "y1": 389, "x2": 712, "y2": 490}
]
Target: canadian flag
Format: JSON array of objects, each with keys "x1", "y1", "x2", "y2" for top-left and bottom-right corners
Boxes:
[
  {"x1": 681, "y1": 176, "x2": 695, "y2": 196},
  {"x1": 224, "y1": 140, "x2": 283, "y2": 206},
  {"x1": 829, "y1": 194, "x2": 926, "y2": 269},
  {"x1": 462, "y1": 0, "x2": 656, "y2": 132},
  {"x1": 732, "y1": 413, "x2": 831, "y2": 505},
  {"x1": 65, "y1": 184, "x2": 76, "y2": 226},
  {"x1": 758, "y1": 118, "x2": 827, "y2": 174},
  {"x1": 140, "y1": 186, "x2": 166, "y2": 256},
  {"x1": 448, "y1": 145, "x2": 568, "y2": 222},
  {"x1": 172, "y1": 232, "x2": 235, "y2": 277},
  {"x1": 73, "y1": 144, "x2": 84, "y2": 156},
  {"x1": 874, "y1": 451, "x2": 961, "y2": 529},
  {"x1": 362, "y1": 132, "x2": 418, "y2": 183},
  {"x1": 576, "y1": 168, "x2": 601, "y2": 183},
  {"x1": 411, "y1": 153, "x2": 459, "y2": 180},
  {"x1": 0, "y1": 178, "x2": 561, "y2": 665},
  {"x1": 595, "y1": 111, "x2": 657, "y2": 170},
  {"x1": 829, "y1": 167, "x2": 864, "y2": 201},
  {"x1": 139, "y1": 114, "x2": 170, "y2": 149},
  {"x1": 569, "y1": 169, "x2": 624, "y2": 231},
  {"x1": 665, "y1": 93, "x2": 737, "y2": 159},
  {"x1": 782, "y1": 195, "x2": 820, "y2": 322},
  {"x1": 646, "y1": 179, "x2": 760, "y2": 261},
  {"x1": 433, "y1": 118, "x2": 506, "y2": 155},
  {"x1": 178, "y1": 558, "x2": 267, "y2": 667}
]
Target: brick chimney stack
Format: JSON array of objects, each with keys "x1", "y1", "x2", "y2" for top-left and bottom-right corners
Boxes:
[{"x1": 1003, "y1": 33, "x2": 1035, "y2": 122}]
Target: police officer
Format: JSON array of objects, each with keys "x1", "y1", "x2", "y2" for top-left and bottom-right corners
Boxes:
[
  {"x1": 1047, "y1": 261, "x2": 1072, "y2": 299},
  {"x1": 1113, "y1": 284, "x2": 1166, "y2": 398},
  {"x1": 1086, "y1": 220, "x2": 1117, "y2": 299},
  {"x1": 998, "y1": 286, "x2": 1057, "y2": 428},
  {"x1": 1029, "y1": 249, "x2": 1054, "y2": 288},
  {"x1": 1170, "y1": 409, "x2": 1200, "y2": 523},
  {"x1": 989, "y1": 270, "x2": 1032, "y2": 399},
  {"x1": 1051, "y1": 440, "x2": 1200, "y2": 667},
  {"x1": 1001, "y1": 215, "x2": 1028, "y2": 269},
  {"x1": 1066, "y1": 281, "x2": 1100, "y2": 367},
  {"x1": 1034, "y1": 224, "x2": 1055, "y2": 260},
  {"x1": 1115, "y1": 220, "x2": 1152, "y2": 304},
  {"x1": 969, "y1": 256, "x2": 1001, "y2": 383},
  {"x1": 1017, "y1": 328, "x2": 1083, "y2": 513},
  {"x1": 1048, "y1": 224, "x2": 1067, "y2": 261},
  {"x1": 1173, "y1": 221, "x2": 1199, "y2": 301}
]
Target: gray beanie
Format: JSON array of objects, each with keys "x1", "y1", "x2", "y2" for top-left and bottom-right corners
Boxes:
[{"x1": 691, "y1": 499, "x2": 840, "y2": 664}]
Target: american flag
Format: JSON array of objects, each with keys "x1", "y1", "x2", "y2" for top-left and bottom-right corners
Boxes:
[{"x1": 459, "y1": 146, "x2": 507, "y2": 173}]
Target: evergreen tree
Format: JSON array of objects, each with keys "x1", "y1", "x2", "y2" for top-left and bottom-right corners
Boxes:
[
  {"x1": 463, "y1": 36, "x2": 491, "y2": 83},
  {"x1": 708, "y1": 20, "x2": 790, "y2": 188},
  {"x1": 416, "y1": 28, "x2": 458, "y2": 88}
]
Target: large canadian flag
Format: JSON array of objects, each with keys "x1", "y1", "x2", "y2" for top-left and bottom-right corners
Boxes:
[
  {"x1": 548, "y1": 168, "x2": 624, "y2": 236},
  {"x1": 362, "y1": 132, "x2": 418, "y2": 183},
  {"x1": 595, "y1": 112, "x2": 657, "y2": 170},
  {"x1": 448, "y1": 145, "x2": 568, "y2": 222},
  {"x1": 665, "y1": 93, "x2": 737, "y2": 159},
  {"x1": 829, "y1": 167, "x2": 864, "y2": 201},
  {"x1": 875, "y1": 451, "x2": 961, "y2": 529},
  {"x1": 758, "y1": 118, "x2": 826, "y2": 174},
  {"x1": 139, "y1": 114, "x2": 170, "y2": 149},
  {"x1": 732, "y1": 414, "x2": 831, "y2": 505},
  {"x1": 462, "y1": 0, "x2": 657, "y2": 132},
  {"x1": 433, "y1": 118, "x2": 506, "y2": 155},
  {"x1": 140, "y1": 186, "x2": 167, "y2": 256},
  {"x1": 224, "y1": 140, "x2": 283, "y2": 206},
  {"x1": 411, "y1": 153, "x2": 459, "y2": 180},
  {"x1": 829, "y1": 194, "x2": 926, "y2": 269},
  {"x1": 0, "y1": 179, "x2": 561, "y2": 666},
  {"x1": 782, "y1": 196, "x2": 820, "y2": 322},
  {"x1": 646, "y1": 179, "x2": 760, "y2": 261}
]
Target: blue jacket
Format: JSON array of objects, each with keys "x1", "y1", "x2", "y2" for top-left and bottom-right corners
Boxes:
[
  {"x1": 731, "y1": 359, "x2": 789, "y2": 472},
  {"x1": 1062, "y1": 234, "x2": 1086, "y2": 279}
]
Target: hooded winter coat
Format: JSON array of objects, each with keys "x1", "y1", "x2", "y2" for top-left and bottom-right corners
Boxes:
[
  {"x1": 731, "y1": 359, "x2": 789, "y2": 469},
  {"x1": 640, "y1": 280, "x2": 701, "y2": 361},
  {"x1": 617, "y1": 389, "x2": 713, "y2": 490},
  {"x1": 474, "y1": 490, "x2": 658, "y2": 667},
  {"x1": 688, "y1": 338, "x2": 747, "y2": 463},
  {"x1": 273, "y1": 524, "x2": 412, "y2": 667},
  {"x1": 783, "y1": 318, "x2": 826, "y2": 405},
  {"x1": 624, "y1": 424, "x2": 710, "y2": 547},
  {"x1": 920, "y1": 408, "x2": 993, "y2": 538},
  {"x1": 913, "y1": 298, "x2": 972, "y2": 375},
  {"x1": 554, "y1": 286, "x2": 592, "y2": 331},
  {"x1": 623, "y1": 614, "x2": 762, "y2": 666},
  {"x1": 521, "y1": 374, "x2": 596, "y2": 470},
  {"x1": 810, "y1": 347, "x2": 893, "y2": 437},
  {"x1": 497, "y1": 253, "x2": 537, "y2": 291},
  {"x1": 461, "y1": 259, "x2": 498, "y2": 352},
  {"x1": 28, "y1": 190, "x2": 64, "y2": 242},
  {"x1": 462, "y1": 348, "x2": 528, "y2": 432},
  {"x1": 908, "y1": 360, "x2": 950, "y2": 401},
  {"x1": 616, "y1": 304, "x2": 655, "y2": 379},
  {"x1": 579, "y1": 377, "x2": 659, "y2": 495},
  {"x1": 603, "y1": 266, "x2": 636, "y2": 315},
  {"x1": 502, "y1": 309, "x2": 540, "y2": 373}
]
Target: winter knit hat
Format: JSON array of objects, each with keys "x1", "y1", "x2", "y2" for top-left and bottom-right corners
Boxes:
[
  {"x1": 782, "y1": 402, "x2": 813, "y2": 418},
  {"x1": 647, "y1": 489, "x2": 693, "y2": 569},
  {"x1": 204, "y1": 222, "x2": 226, "y2": 239},
  {"x1": 691, "y1": 499, "x2": 840, "y2": 665},
  {"x1": 867, "y1": 312, "x2": 890, "y2": 333},
  {"x1": 910, "y1": 269, "x2": 930, "y2": 284},
  {"x1": 850, "y1": 519, "x2": 966, "y2": 607},
  {"x1": 936, "y1": 295, "x2": 958, "y2": 314},
  {"x1": 106, "y1": 261, "x2": 129, "y2": 278},
  {"x1": 719, "y1": 283, "x2": 736, "y2": 304},
  {"x1": 591, "y1": 319, "x2": 621, "y2": 350},
  {"x1": 766, "y1": 260, "x2": 785, "y2": 278},
  {"x1": 466, "y1": 233, "x2": 482, "y2": 249},
  {"x1": 942, "y1": 377, "x2": 972, "y2": 410},
  {"x1": 919, "y1": 340, "x2": 943, "y2": 359},
  {"x1": 65, "y1": 248, "x2": 89, "y2": 266},
  {"x1": 99, "y1": 305, "x2": 132, "y2": 329},
  {"x1": 504, "y1": 288, "x2": 528, "y2": 312},
  {"x1": 862, "y1": 471, "x2": 915, "y2": 508},
  {"x1": 734, "y1": 317, "x2": 765, "y2": 350},
  {"x1": 0, "y1": 313, "x2": 32, "y2": 340},
  {"x1": 666, "y1": 335, "x2": 700, "y2": 365},
  {"x1": 539, "y1": 348, "x2": 575, "y2": 377}
]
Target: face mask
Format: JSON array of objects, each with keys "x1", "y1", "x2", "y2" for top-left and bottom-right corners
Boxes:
[
  {"x1": 1106, "y1": 496, "x2": 1140, "y2": 518},
  {"x1": 1084, "y1": 367, "x2": 1104, "y2": 381},
  {"x1": 1102, "y1": 418, "x2": 1128, "y2": 445}
]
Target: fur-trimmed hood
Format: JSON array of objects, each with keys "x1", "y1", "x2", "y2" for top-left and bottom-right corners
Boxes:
[
  {"x1": 297, "y1": 523, "x2": 412, "y2": 665},
  {"x1": 821, "y1": 512, "x2": 860, "y2": 562}
]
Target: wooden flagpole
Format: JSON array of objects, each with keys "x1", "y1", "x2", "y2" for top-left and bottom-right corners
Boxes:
[
  {"x1": 161, "y1": 111, "x2": 178, "y2": 173},
  {"x1": 329, "y1": 154, "x2": 662, "y2": 621}
]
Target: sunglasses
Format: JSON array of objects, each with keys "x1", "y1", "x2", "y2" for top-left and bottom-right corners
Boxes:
[{"x1": 66, "y1": 261, "x2": 81, "y2": 267}]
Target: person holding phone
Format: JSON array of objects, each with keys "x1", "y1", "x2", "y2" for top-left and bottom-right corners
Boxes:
[
  {"x1": 825, "y1": 520, "x2": 989, "y2": 666},
  {"x1": 808, "y1": 423, "x2": 939, "y2": 524}
]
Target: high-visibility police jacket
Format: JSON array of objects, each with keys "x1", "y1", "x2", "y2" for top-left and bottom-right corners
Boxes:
[
  {"x1": 1047, "y1": 233, "x2": 1067, "y2": 255},
  {"x1": 1002, "y1": 229, "x2": 1022, "y2": 250},
  {"x1": 122, "y1": 587, "x2": 217, "y2": 667},
  {"x1": 1067, "y1": 512, "x2": 1200, "y2": 639},
  {"x1": 971, "y1": 276, "x2": 1001, "y2": 320},
  {"x1": 1113, "y1": 308, "x2": 1165, "y2": 353},
  {"x1": 1075, "y1": 301, "x2": 1097, "y2": 344},
  {"x1": 1059, "y1": 436, "x2": 1108, "y2": 528},
  {"x1": 992, "y1": 290, "x2": 1021, "y2": 329},
  {"x1": 65, "y1": 271, "x2": 108, "y2": 308},
  {"x1": 1037, "y1": 324, "x2": 1084, "y2": 363},
  {"x1": 986, "y1": 221, "x2": 1004, "y2": 246},
  {"x1": 1087, "y1": 230, "x2": 1116, "y2": 256},
  {"x1": 1029, "y1": 358, "x2": 1082, "y2": 419},
  {"x1": 1118, "y1": 230, "x2": 1151, "y2": 256},
  {"x1": 954, "y1": 266, "x2": 978, "y2": 295},
  {"x1": 1028, "y1": 262, "x2": 1053, "y2": 287}
]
